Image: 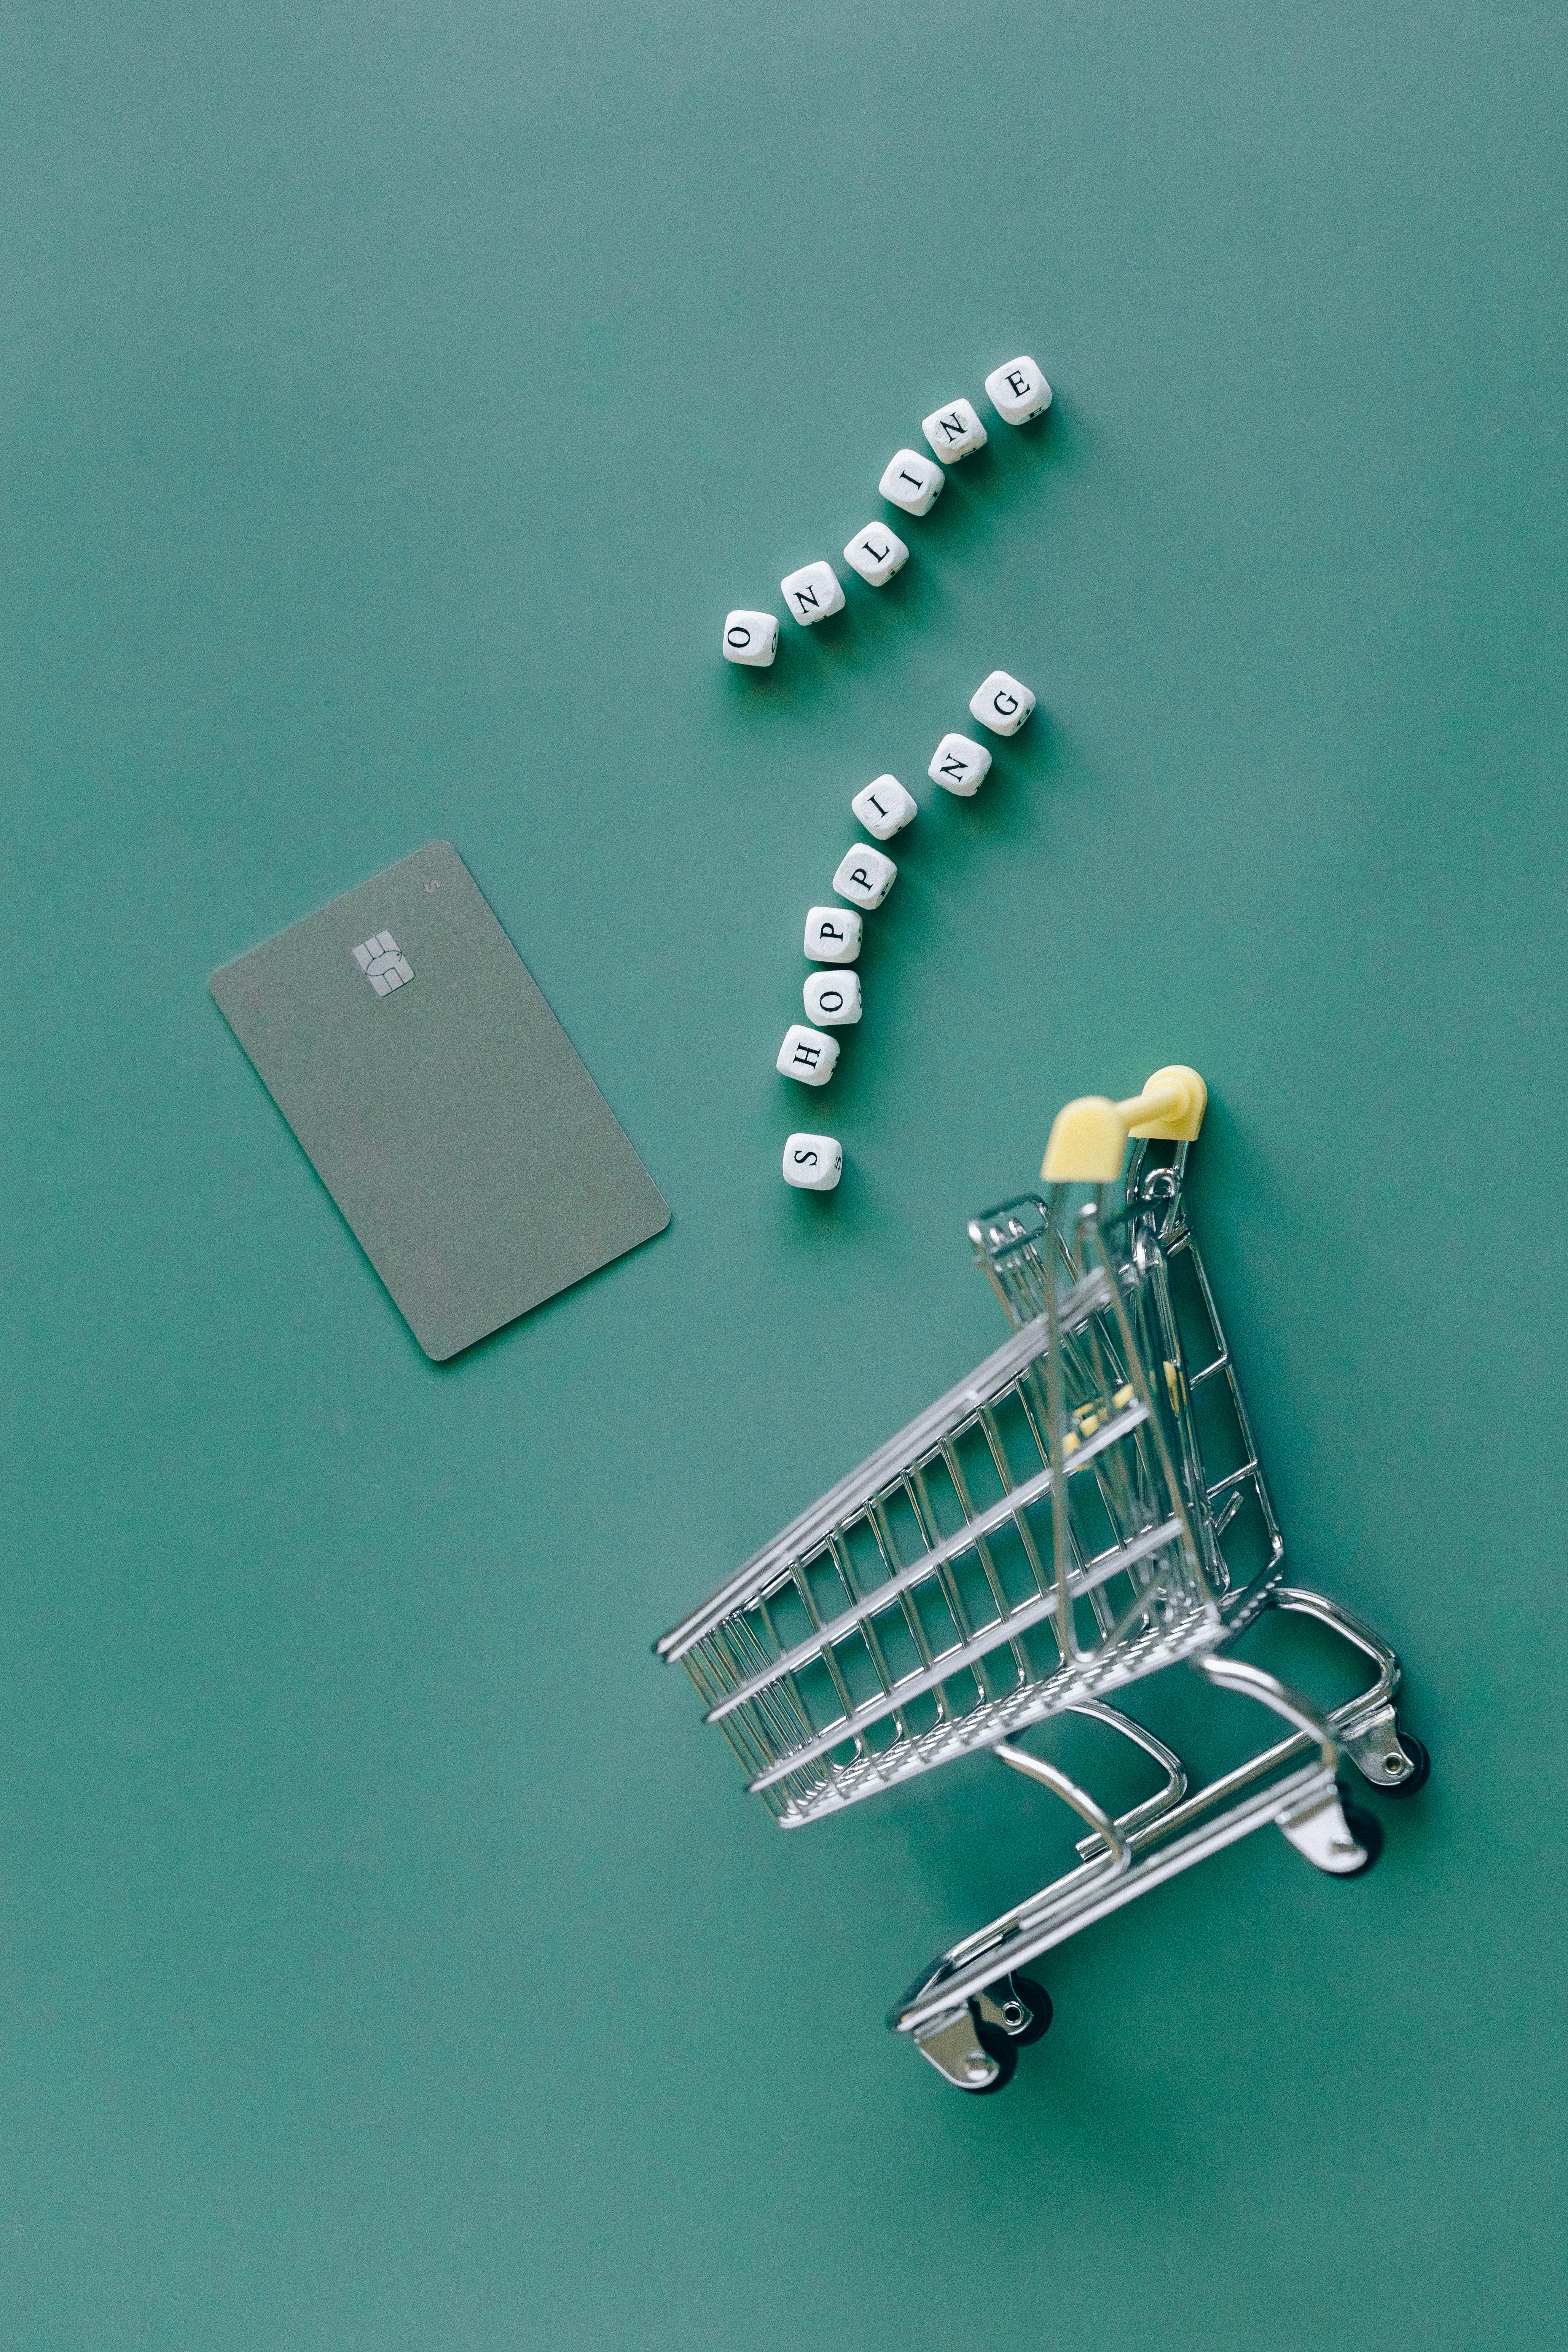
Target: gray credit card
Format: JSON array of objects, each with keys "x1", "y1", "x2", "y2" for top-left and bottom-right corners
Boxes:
[{"x1": 210, "y1": 842, "x2": 669, "y2": 1360}]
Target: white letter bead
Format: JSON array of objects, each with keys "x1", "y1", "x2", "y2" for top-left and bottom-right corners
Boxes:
[
  {"x1": 803, "y1": 969, "x2": 862, "y2": 1026},
  {"x1": 983, "y1": 355, "x2": 1052, "y2": 425},
  {"x1": 850, "y1": 773, "x2": 917, "y2": 841},
  {"x1": 969, "y1": 669, "x2": 1036, "y2": 737},
  {"x1": 843, "y1": 522, "x2": 910, "y2": 586},
  {"x1": 878, "y1": 449, "x2": 944, "y2": 517},
  {"x1": 722, "y1": 610, "x2": 778, "y2": 667},
  {"x1": 804, "y1": 905, "x2": 863, "y2": 962},
  {"x1": 777, "y1": 1025, "x2": 840, "y2": 1087},
  {"x1": 833, "y1": 843, "x2": 897, "y2": 910},
  {"x1": 921, "y1": 397, "x2": 988, "y2": 461},
  {"x1": 782, "y1": 1133, "x2": 843, "y2": 1190},
  {"x1": 929, "y1": 733, "x2": 993, "y2": 796},
  {"x1": 779, "y1": 561, "x2": 845, "y2": 626}
]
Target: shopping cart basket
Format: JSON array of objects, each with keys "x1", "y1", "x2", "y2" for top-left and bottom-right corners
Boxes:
[{"x1": 657, "y1": 1067, "x2": 1429, "y2": 2092}]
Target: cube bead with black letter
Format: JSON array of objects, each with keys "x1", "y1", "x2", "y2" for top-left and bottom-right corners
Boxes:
[
  {"x1": 721, "y1": 610, "x2": 778, "y2": 666},
  {"x1": 782, "y1": 1133, "x2": 843, "y2": 1191},
  {"x1": 851, "y1": 774, "x2": 917, "y2": 841},
  {"x1": 776, "y1": 1026, "x2": 840, "y2": 1087},
  {"x1": 983, "y1": 355, "x2": 1052, "y2": 425},
  {"x1": 843, "y1": 523, "x2": 909, "y2": 586},
  {"x1": 928, "y1": 733, "x2": 993, "y2": 796},
  {"x1": 803, "y1": 970, "x2": 862, "y2": 1027},
  {"x1": 878, "y1": 449, "x2": 944, "y2": 517},
  {"x1": 804, "y1": 906, "x2": 863, "y2": 963},
  {"x1": 969, "y1": 669, "x2": 1036, "y2": 738},
  {"x1": 779, "y1": 561, "x2": 845, "y2": 626},
  {"x1": 921, "y1": 397, "x2": 988, "y2": 461},
  {"x1": 833, "y1": 845, "x2": 897, "y2": 911}
]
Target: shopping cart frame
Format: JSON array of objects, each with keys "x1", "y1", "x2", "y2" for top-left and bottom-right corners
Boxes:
[
  {"x1": 892, "y1": 1584, "x2": 1423, "y2": 2089},
  {"x1": 658, "y1": 1069, "x2": 1430, "y2": 2093}
]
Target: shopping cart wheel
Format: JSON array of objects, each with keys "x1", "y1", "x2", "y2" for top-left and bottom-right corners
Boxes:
[
  {"x1": 1376, "y1": 1730, "x2": 1430, "y2": 1799},
  {"x1": 1004, "y1": 1977, "x2": 1053, "y2": 2046},
  {"x1": 964, "y1": 2020, "x2": 1019, "y2": 2095},
  {"x1": 1333, "y1": 1796, "x2": 1384, "y2": 1879}
]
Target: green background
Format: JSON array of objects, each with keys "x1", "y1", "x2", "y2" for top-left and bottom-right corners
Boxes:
[{"x1": 3, "y1": 2, "x2": 1565, "y2": 2345}]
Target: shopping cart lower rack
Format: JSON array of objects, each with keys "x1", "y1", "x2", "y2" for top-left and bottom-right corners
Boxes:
[{"x1": 657, "y1": 1068, "x2": 1429, "y2": 2092}]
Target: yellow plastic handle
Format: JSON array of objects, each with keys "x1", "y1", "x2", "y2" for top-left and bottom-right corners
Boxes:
[{"x1": 1040, "y1": 1065, "x2": 1208, "y2": 1183}]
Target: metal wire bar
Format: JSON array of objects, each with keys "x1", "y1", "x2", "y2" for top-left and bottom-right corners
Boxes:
[{"x1": 703, "y1": 1402, "x2": 1146, "y2": 1726}]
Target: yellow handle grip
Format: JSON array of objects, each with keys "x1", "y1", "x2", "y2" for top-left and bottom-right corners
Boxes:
[{"x1": 1041, "y1": 1065, "x2": 1208, "y2": 1183}]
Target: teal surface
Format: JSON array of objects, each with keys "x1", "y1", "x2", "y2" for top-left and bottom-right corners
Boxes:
[{"x1": 3, "y1": 4, "x2": 1565, "y2": 2347}]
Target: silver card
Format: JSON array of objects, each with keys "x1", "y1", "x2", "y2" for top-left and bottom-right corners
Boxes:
[{"x1": 210, "y1": 842, "x2": 669, "y2": 1359}]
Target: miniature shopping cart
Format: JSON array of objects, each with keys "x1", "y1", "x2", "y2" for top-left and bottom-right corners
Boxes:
[{"x1": 657, "y1": 1068, "x2": 1429, "y2": 2093}]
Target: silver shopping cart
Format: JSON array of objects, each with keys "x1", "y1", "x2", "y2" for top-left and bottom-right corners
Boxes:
[{"x1": 657, "y1": 1068, "x2": 1428, "y2": 2092}]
